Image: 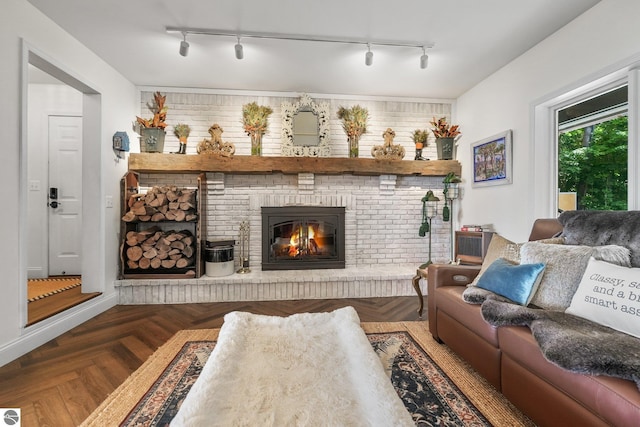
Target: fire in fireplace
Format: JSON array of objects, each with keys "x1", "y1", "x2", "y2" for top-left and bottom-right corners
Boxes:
[{"x1": 262, "y1": 206, "x2": 345, "y2": 270}]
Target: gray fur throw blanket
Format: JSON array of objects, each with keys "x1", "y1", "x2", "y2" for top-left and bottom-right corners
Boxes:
[
  {"x1": 481, "y1": 299, "x2": 640, "y2": 390},
  {"x1": 558, "y1": 210, "x2": 640, "y2": 267}
]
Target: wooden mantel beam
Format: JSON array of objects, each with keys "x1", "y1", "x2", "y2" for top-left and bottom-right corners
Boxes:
[{"x1": 128, "y1": 153, "x2": 461, "y2": 177}]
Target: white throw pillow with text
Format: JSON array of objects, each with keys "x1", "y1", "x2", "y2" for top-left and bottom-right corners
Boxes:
[{"x1": 567, "y1": 257, "x2": 640, "y2": 339}]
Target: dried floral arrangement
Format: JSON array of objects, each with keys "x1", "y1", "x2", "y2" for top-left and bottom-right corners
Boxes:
[
  {"x1": 242, "y1": 102, "x2": 273, "y2": 135},
  {"x1": 412, "y1": 129, "x2": 429, "y2": 144},
  {"x1": 429, "y1": 117, "x2": 461, "y2": 138},
  {"x1": 136, "y1": 91, "x2": 168, "y2": 129},
  {"x1": 173, "y1": 123, "x2": 191, "y2": 139},
  {"x1": 337, "y1": 105, "x2": 369, "y2": 138}
]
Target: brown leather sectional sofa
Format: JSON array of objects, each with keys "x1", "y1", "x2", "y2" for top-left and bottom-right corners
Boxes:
[{"x1": 427, "y1": 216, "x2": 640, "y2": 426}]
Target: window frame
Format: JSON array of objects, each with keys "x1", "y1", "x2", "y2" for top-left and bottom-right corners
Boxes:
[{"x1": 532, "y1": 64, "x2": 640, "y2": 219}]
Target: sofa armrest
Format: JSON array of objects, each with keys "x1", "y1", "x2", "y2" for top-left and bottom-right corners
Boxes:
[{"x1": 427, "y1": 264, "x2": 481, "y2": 341}]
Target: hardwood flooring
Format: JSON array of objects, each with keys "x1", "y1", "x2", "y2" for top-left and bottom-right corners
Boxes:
[
  {"x1": 0, "y1": 296, "x2": 424, "y2": 427},
  {"x1": 27, "y1": 287, "x2": 101, "y2": 326}
]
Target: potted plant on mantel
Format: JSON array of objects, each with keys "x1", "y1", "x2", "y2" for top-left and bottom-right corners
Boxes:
[
  {"x1": 430, "y1": 117, "x2": 461, "y2": 160},
  {"x1": 412, "y1": 129, "x2": 429, "y2": 160},
  {"x1": 242, "y1": 102, "x2": 273, "y2": 156},
  {"x1": 173, "y1": 123, "x2": 191, "y2": 154},
  {"x1": 337, "y1": 105, "x2": 368, "y2": 158},
  {"x1": 136, "y1": 91, "x2": 168, "y2": 153}
]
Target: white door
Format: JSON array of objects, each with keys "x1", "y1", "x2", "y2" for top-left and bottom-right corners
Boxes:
[{"x1": 48, "y1": 116, "x2": 83, "y2": 276}]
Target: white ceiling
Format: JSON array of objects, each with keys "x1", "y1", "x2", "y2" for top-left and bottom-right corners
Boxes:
[{"x1": 26, "y1": 0, "x2": 600, "y2": 99}]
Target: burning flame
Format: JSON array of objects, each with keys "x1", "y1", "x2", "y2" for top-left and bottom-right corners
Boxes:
[{"x1": 288, "y1": 225, "x2": 319, "y2": 256}]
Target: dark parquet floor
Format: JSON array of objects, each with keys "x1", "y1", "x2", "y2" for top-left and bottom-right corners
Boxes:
[{"x1": 0, "y1": 296, "x2": 424, "y2": 427}]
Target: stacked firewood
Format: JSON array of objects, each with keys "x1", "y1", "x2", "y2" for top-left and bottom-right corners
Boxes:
[
  {"x1": 125, "y1": 226, "x2": 195, "y2": 270},
  {"x1": 122, "y1": 185, "x2": 197, "y2": 222}
]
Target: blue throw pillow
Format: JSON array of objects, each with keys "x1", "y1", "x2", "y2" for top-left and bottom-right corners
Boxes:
[{"x1": 476, "y1": 258, "x2": 546, "y2": 305}]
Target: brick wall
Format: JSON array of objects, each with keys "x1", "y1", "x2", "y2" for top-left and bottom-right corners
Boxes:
[
  {"x1": 137, "y1": 90, "x2": 455, "y2": 270},
  {"x1": 140, "y1": 172, "x2": 451, "y2": 270},
  {"x1": 140, "y1": 90, "x2": 453, "y2": 160}
]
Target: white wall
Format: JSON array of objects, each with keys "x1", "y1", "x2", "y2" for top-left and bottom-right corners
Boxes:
[
  {"x1": 0, "y1": 0, "x2": 136, "y2": 365},
  {"x1": 456, "y1": 0, "x2": 640, "y2": 242}
]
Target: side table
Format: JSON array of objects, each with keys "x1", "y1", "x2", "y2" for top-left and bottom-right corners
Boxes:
[{"x1": 412, "y1": 267, "x2": 428, "y2": 317}]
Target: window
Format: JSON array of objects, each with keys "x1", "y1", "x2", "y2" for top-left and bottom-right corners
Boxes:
[{"x1": 557, "y1": 85, "x2": 628, "y2": 211}]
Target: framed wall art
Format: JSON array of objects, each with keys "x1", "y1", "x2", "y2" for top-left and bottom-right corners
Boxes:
[{"x1": 471, "y1": 130, "x2": 513, "y2": 187}]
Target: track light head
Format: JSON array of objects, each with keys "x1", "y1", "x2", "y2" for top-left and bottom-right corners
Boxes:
[
  {"x1": 235, "y1": 37, "x2": 244, "y2": 60},
  {"x1": 365, "y1": 44, "x2": 373, "y2": 66},
  {"x1": 179, "y1": 40, "x2": 189, "y2": 57},
  {"x1": 179, "y1": 32, "x2": 189, "y2": 57},
  {"x1": 420, "y1": 53, "x2": 428, "y2": 69}
]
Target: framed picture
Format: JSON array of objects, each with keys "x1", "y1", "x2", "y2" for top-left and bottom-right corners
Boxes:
[{"x1": 471, "y1": 130, "x2": 512, "y2": 187}]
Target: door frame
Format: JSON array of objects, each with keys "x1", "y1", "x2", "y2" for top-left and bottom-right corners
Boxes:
[{"x1": 20, "y1": 43, "x2": 104, "y2": 329}]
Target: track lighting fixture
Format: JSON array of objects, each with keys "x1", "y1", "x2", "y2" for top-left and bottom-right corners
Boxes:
[
  {"x1": 167, "y1": 27, "x2": 434, "y2": 68},
  {"x1": 365, "y1": 44, "x2": 373, "y2": 66},
  {"x1": 234, "y1": 36, "x2": 244, "y2": 60},
  {"x1": 179, "y1": 32, "x2": 189, "y2": 57},
  {"x1": 420, "y1": 47, "x2": 429, "y2": 69}
]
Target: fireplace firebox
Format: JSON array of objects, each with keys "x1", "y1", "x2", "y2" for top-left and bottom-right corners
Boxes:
[{"x1": 262, "y1": 206, "x2": 345, "y2": 270}]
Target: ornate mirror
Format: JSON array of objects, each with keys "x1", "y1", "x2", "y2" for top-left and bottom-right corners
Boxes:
[{"x1": 281, "y1": 94, "x2": 330, "y2": 156}]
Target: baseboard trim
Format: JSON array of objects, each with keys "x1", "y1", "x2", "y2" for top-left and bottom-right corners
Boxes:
[{"x1": 0, "y1": 293, "x2": 117, "y2": 367}]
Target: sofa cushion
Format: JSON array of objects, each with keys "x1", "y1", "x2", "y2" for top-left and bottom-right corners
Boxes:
[
  {"x1": 521, "y1": 242, "x2": 593, "y2": 310},
  {"x1": 498, "y1": 326, "x2": 640, "y2": 427},
  {"x1": 521, "y1": 242, "x2": 631, "y2": 310},
  {"x1": 468, "y1": 234, "x2": 522, "y2": 287},
  {"x1": 567, "y1": 257, "x2": 640, "y2": 338},
  {"x1": 435, "y1": 286, "x2": 499, "y2": 346},
  {"x1": 463, "y1": 235, "x2": 562, "y2": 305},
  {"x1": 476, "y1": 258, "x2": 545, "y2": 305},
  {"x1": 468, "y1": 234, "x2": 563, "y2": 289}
]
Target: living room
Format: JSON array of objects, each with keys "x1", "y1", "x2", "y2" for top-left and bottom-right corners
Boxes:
[{"x1": 2, "y1": 0, "x2": 640, "y2": 423}]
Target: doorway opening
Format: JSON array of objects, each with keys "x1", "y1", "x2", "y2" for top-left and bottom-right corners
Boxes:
[{"x1": 23, "y1": 48, "x2": 103, "y2": 326}]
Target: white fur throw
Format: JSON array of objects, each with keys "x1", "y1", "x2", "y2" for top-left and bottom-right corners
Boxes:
[{"x1": 170, "y1": 307, "x2": 414, "y2": 427}]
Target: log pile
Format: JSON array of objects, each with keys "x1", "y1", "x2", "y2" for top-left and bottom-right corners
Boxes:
[
  {"x1": 124, "y1": 226, "x2": 196, "y2": 271},
  {"x1": 122, "y1": 185, "x2": 197, "y2": 222}
]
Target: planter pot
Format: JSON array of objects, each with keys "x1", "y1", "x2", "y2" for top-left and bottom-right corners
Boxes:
[
  {"x1": 436, "y1": 137, "x2": 455, "y2": 160},
  {"x1": 140, "y1": 128, "x2": 166, "y2": 153}
]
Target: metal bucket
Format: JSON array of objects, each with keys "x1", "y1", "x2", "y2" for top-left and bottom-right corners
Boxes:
[{"x1": 205, "y1": 244, "x2": 234, "y2": 277}]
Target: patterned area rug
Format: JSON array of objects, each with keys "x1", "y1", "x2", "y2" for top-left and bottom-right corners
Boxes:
[
  {"x1": 82, "y1": 322, "x2": 534, "y2": 427},
  {"x1": 27, "y1": 276, "x2": 82, "y2": 302}
]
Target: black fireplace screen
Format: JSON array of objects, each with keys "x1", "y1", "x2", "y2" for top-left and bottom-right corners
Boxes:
[{"x1": 262, "y1": 206, "x2": 345, "y2": 270}]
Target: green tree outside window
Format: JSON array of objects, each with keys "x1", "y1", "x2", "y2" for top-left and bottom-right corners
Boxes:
[{"x1": 558, "y1": 116, "x2": 628, "y2": 210}]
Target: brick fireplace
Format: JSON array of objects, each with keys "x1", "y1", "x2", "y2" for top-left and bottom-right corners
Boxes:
[
  {"x1": 114, "y1": 90, "x2": 458, "y2": 304},
  {"x1": 115, "y1": 171, "x2": 450, "y2": 304}
]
